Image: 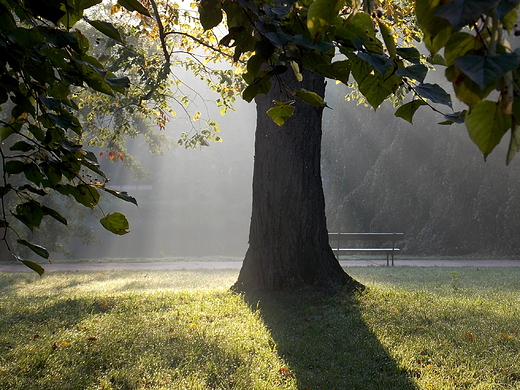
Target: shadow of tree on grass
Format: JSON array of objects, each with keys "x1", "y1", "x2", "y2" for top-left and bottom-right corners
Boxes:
[{"x1": 244, "y1": 289, "x2": 418, "y2": 390}]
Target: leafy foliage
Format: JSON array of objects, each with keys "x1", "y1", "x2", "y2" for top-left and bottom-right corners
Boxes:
[
  {"x1": 0, "y1": 0, "x2": 144, "y2": 268},
  {"x1": 198, "y1": 0, "x2": 520, "y2": 162},
  {"x1": 417, "y1": 0, "x2": 520, "y2": 162}
]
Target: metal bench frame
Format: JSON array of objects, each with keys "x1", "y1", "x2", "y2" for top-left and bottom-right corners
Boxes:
[{"x1": 328, "y1": 232, "x2": 405, "y2": 266}]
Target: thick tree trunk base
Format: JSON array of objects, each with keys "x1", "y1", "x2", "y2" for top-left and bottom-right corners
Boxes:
[
  {"x1": 233, "y1": 69, "x2": 363, "y2": 294},
  {"x1": 232, "y1": 250, "x2": 364, "y2": 293}
]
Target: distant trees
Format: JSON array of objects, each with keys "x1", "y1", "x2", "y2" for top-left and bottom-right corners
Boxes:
[{"x1": 323, "y1": 85, "x2": 520, "y2": 256}]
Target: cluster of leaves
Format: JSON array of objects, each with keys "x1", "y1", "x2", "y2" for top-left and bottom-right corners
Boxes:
[
  {"x1": 76, "y1": 2, "x2": 239, "y2": 158},
  {"x1": 144, "y1": 0, "x2": 244, "y2": 147},
  {"x1": 198, "y1": 0, "x2": 520, "y2": 163},
  {"x1": 417, "y1": 0, "x2": 520, "y2": 163},
  {"x1": 0, "y1": 0, "x2": 150, "y2": 272}
]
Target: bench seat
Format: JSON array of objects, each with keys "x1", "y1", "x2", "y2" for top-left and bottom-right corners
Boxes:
[{"x1": 329, "y1": 232, "x2": 404, "y2": 266}]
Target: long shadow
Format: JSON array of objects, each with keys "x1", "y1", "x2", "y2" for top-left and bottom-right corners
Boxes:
[{"x1": 244, "y1": 289, "x2": 418, "y2": 390}]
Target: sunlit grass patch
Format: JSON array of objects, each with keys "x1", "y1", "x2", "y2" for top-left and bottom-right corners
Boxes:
[
  {"x1": 1, "y1": 267, "x2": 519, "y2": 389},
  {"x1": 0, "y1": 272, "x2": 293, "y2": 389}
]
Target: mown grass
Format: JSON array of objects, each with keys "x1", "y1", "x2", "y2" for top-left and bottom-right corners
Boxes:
[{"x1": 0, "y1": 267, "x2": 519, "y2": 389}]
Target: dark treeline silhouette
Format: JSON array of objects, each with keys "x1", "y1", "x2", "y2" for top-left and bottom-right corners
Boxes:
[{"x1": 322, "y1": 85, "x2": 520, "y2": 257}]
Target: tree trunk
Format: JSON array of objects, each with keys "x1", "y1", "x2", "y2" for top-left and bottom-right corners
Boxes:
[{"x1": 232, "y1": 70, "x2": 363, "y2": 293}]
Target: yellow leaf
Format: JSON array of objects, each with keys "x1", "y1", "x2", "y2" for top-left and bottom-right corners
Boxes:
[{"x1": 110, "y1": 4, "x2": 121, "y2": 14}]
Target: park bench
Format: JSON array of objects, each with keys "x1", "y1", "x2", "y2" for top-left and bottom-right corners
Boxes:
[{"x1": 328, "y1": 232, "x2": 405, "y2": 266}]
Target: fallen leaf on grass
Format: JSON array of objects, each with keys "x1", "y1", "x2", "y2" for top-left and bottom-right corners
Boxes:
[
  {"x1": 87, "y1": 337, "x2": 98, "y2": 341},
  {"x1": 465, "y1": 332, "x2": 474, "y2": 340},
  {"x1": 189, "y1": 323, "x2": 198, "y2": 330},
  {"x1": 278, "y1": 368, "x2": 293, "y2": 376},
  {"x1": 500, "y1": 333, "x2": 514, "y2": 339},
  {"x1": 52, "y1": 341, "x2": 70, "y2": 350}
]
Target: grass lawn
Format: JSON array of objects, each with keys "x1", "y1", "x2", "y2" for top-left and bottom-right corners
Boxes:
[{"x1": 0, "y1": 267, "x2": 519, "y2": 389}]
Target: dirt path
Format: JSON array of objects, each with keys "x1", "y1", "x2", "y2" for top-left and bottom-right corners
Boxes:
[{"x1": 1, "y1": 259, "x2": 520, "y2": 272}]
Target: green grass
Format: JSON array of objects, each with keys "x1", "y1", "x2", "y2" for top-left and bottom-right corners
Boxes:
[{"x1": 1, "y1": 267, "x2": 519, "y2": 389}]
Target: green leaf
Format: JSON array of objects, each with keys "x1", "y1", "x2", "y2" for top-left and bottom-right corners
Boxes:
[
  {"x1": 106, "y1": 76, "x2": 130, "y2": 92},
  {"x1": 23, "y1": 163, "x2": 45, "y2": 185},
  {"x1": 358, "y1": 74, "x2": 392, "y2": 109},
  {"x1": 497, "y1": 0, "x2": 520, "y2": 20},
  {"x1": 446, "y1": 65, "x2": 491, "y2": 108},
  {"x1": 41, "y1": 205, "x2": 68, "y2": 225},
  {"x1": 465, "y1": 100, "x2": 511, "y2": 158},
  {"x1": 103, "y1": 187, "x2": 138, "y2": 206},
  {"x1": 199, "y1": 0, "x2": 223, "y2": 30},
  {"x1": 266, "y1": 101, "x2": 296, "y2": 126},
  {"x1": 4, "y1": 160, "x2": 25, "y2": 175},
  {"x1": 416, "y1": 0, "x2": 452, "y2": 54},
  {"x1": 70, "y1": 184, "x2": 100, "y2": 209},
  {"x1": 434, "y1": 0, "x2": 498, "y2": 30},
  {"x1": 378, "y1": 21, "x2": 396, "y2": 59},
  {"x1": 1, "y1": 118, "x2": 24, "y2": 141},
  {"x1": 39, "y1": 95, "x2": 62, "y2": 110},
  {"x1": 243, "y1": 77, "x2": 272, "y2": 102},
  {"x1": 85, "y1": 19, "x2": 124, "y2": 43},
  {"x1": 294, "y1": 89, "x2": 325, "y2": 106},
  {"x1": 17, "y1": 184, "x2": 47, "y2": 196},
  {"x1": 444, "y1": 32, "x2": 481, "y2": 66},
  {"x1": 12, "y1": 201, "x2": 44, "y2": 231},
  {"x1": 415, "y1": 83, "x2": 452, "y2": 108},
  {"x1": 20, "y1": 259, "x2": 45, "y2": 276},
  {"x1": 395, "y1": 64, "x2": 428, "y2": 82},
  {"x1": 336, "y1": 12, "x2": 382, "y2": 53},
  {"x1": 100, "y1": 212, "x2": 130, "y2": 235},
  {"x1": 10, "y1": 141, "x2": 34, "y2": 152},
  {"x1": 307, "y1": 0, "x2": 344, "y2": 39},
  {"x1": 396, "y1": 47, "x2": 421, "y2": 64},
  {"x1": 425, "y1": 28, "x2": 452, "y2": 57},
  {"x1": 357, "y1": 52, "x2": 393, "y2": 76},
  {"x1": 42, "y1": 164, "x2": 62, "y2": 187},
  {"x1": 255, "y1": 38, "x2": 275, "y2": 61},
  {"x1": 454, "y1": 54, "x2": 520, "y2": 91},
  {"x1": 394, "y1": 100, "x2": 427, "y2": 123},
  {"x1": 440, "y1": 111, "x2": 466, "y2": 125},
  {"x1": 117, "y1": 0, "x2": 151, "y2": 17},
  {"x1": 17, "y1": 240, "x2": 49, "y2": 260}
]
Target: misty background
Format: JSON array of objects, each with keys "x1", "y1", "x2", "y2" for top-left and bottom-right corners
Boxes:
[{"x1": 13, "y1": 69, "x2": 520, "y2": 260}]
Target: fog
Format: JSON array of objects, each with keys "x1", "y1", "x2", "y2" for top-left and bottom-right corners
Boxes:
[
  {"x1": 16, "y1": 65, "x2": 520, "y2": 260},
  {"x1": 73, "y1": 88, "x2": 256, "y2": 259}
]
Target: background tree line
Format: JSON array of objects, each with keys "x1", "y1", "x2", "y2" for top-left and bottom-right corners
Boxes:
[{"x1": 322, "y1": 83, "x2": 520, "y2": 257}]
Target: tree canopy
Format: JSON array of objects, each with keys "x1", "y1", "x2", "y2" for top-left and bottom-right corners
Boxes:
[{"x1": 2, "y1": 0, "x2": 520, "y2": 272}]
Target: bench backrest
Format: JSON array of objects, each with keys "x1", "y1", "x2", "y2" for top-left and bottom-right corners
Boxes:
[
  {"x1": 328, "y1": 232, "x2": 405, "y2": 241},
  {"x1": 328, "y1": 232, "x2": 405, "y2": 250}
]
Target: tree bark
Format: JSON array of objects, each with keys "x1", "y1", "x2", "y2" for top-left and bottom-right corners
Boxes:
[{"x1": 233, "y1": 70, "x2": 363, "y2": 292}]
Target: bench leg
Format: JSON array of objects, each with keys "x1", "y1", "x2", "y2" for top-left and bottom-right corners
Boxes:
[{"x1": 386, "y1": 253, "x2": 389, "y2": 266}]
